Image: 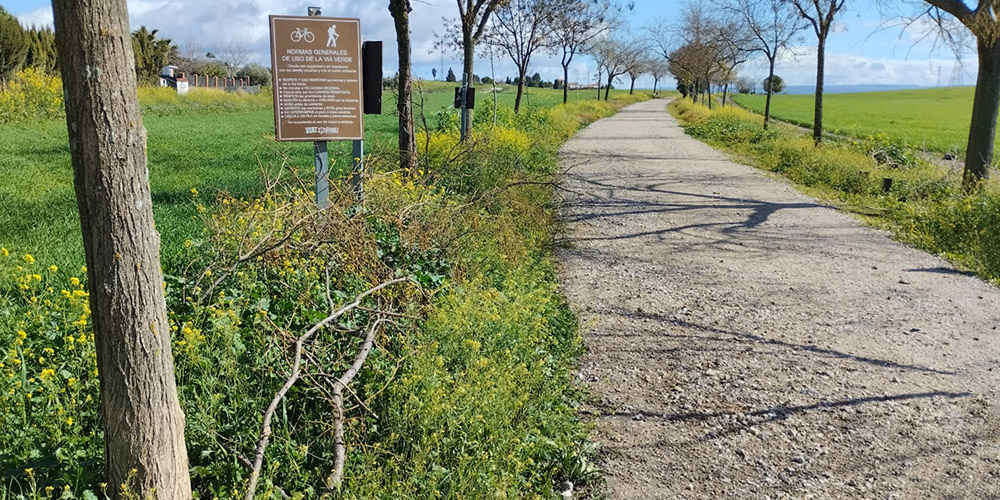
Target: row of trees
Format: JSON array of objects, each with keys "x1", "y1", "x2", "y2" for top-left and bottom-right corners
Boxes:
[
  {"x1": 438, "y1": 0, "x2": 630, "y2": 114},
  {"x1": 665, "y1": 0, "x2": 1000, "y2": 190},
  {"x1": 0, "y1": 7, "x2": 57, "y2": 78},
  {"x1": 0, "y1": 8, "x2": 268, "y2": 87}
]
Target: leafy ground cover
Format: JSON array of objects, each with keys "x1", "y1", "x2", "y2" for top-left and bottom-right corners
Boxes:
[
  {"x1": 1, "y1": 79, "x2": 650, "y2": 498},
  {"x1": 733, "y1": 87, "x2": 983, "y2": 154},
  {"x1": 671, "y1": 98, "x2": 1000, "y2": 284}
]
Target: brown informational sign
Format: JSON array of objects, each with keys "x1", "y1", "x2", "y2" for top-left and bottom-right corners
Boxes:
[{"x1": 269, "y1": 15, "x2": 364, "y2": 141}]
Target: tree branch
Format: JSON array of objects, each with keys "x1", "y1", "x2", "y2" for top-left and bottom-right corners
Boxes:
[
  {"x1": 325, "y1": 317, "x2": 394, "y2": 491},
  {"x1": 243, "y1": 277, "x2": 409, "y2": 500}
]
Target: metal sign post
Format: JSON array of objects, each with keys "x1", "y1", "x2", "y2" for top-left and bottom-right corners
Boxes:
[
  {"x1": 314, "y1": 140, "x2": 329, "y2": 209},
  {"x1": 308, "y1": 7, "x2": 329, "y2": 209},
  {"x1": 459, "y1": 72, "x2": 469, "y2": 142},
  {"x1": 351, "y1": 140, "x2": 363, "y2": 202}
]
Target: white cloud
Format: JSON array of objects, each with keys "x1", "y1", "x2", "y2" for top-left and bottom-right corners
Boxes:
[
  {"x1": 741, "y1": 49, "x2": 974, "y2": 87},
  {"x1": 14, "y1": 6, "x2": 52, "y2": 28},
  {"x1": 10, "y1": 0, "x2": 982, "y2": 88}
]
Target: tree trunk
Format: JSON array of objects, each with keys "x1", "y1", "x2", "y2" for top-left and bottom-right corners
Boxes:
[
  {"x1": 562, "y1": 62, "x2": 570, "y2": 104},
  {"x1": 51, "y1": 1, "x2": 191, "y2": 497},
  {"x1": 763, "y1": 57, "x2": 775, "y2": 130},
  {"x1": 652, "y1": 77, "x2": 659, "y2": 96},
  {"x1": 605, "y1": 73, "x2": 613, "y2": 100},
  {"x1": 812, "y1": 34, "x2": 826, "y2": 144},
  {"x1": 963, "y1": 39, "x2": 1000, "y2": 189},
  {"x1": 629, "y1": 76, "x2": 636, "y2": 95},
  {"x1": 390, "y1": 0, "x2": 416, "y2": 172},
  {"x1": 722, "y1": 82, "x2": 729, "y2": 107},
  {"x1": 460, "y1": 29, "x2": 475, "y2": 141},
  {"x1": 596, "y1": 68, "x2": 602, "y2": 100},
  {"x1": 514, "y1": 65, "x2": 526, "y2": 114}
]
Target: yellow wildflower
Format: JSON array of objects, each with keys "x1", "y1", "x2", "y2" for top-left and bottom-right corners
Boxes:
[
  {"x1": 17, "y1": 330, "x2": 26, "y2": 340},
  {"x1": 23, "y1": 254, "x2": 34, "y2": 264},
  {"x1": 0, "y1": 247, "x2": 8, "y2": 256},
  {"x1": 67, "y1": 377, "x2": 77, "y2": 386},
  {"x1": 47, "y1": 265, "x2": 58, "y2": 272},
  {"x1": 40, "y1": 368, "x2": 55, "y2": 379},
  {"x1": 32, "y1": 274, "x2": 41, "y2": 281},
  {"x1": 190, "y1": 187, "x2": 199, "y2": 196},
  {"x1": 70, "y1": 277, "x2": 80, "y2": 287},
  {"x1": 66, "y1": 417, "x2": 73, "y2": 426}
]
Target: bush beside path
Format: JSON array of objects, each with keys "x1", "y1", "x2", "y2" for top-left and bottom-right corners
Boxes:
[{"x1": 557, "y1": 99, "x2": 1000, "y2": 498}]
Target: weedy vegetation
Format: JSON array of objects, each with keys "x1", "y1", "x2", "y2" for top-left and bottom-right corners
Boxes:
[{"x1": 1, "y1": 79, "x2": 649, "y2": 498}]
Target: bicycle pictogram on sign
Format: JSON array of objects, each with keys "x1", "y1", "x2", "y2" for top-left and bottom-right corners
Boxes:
[{"x1": 290, "y1": 27, "x2": 315, "y2": 43}]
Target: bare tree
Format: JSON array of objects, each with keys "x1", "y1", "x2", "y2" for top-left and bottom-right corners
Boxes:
[
  {"x1": 648, "y1": 57, "x2": 670, "y2": 95},
  {"x1": 716, "y1": 0, "x2": 804, "y2": 126},
  {"x1": 51, "y1": 0, "x2": 191, "y2": 497},
  {"x1": 456, "y1": 0, "x2": 505, "y2": 139},
  {"x1": 390, "y1": 0, "x2": 417, "y2": 172},
  {"x1": 656, "y1": 4, "x2": 728, "y2": 106},
  {"x1": 174, "y1": 39, "x2": 209, "y2": 75},
  {"x1": 550, "y1": 0, "x2": 618, "y2": 103},
  {"x1": 789, "y1": 0, "x2": 847, "y2": 144},
  {"x1": 593, "y1": 38, "x2": 636, "y2": 100},
  {"x1": 649, "y1": 4, "x2": 716, "y2": 104},
  {"x1": 707, "y1": 19, "x2": 753, "y2": 106},
  {"x1": 218, "y1": 41, "x2": 250, "y2": 78},
  {"x1": 486, "y1": 0, "x2": 556, "y2": 113},
  {"x1": 886, "y1": 1, "x2": 1000, "y2": 187},
  {"x1": 667, "y1": 41, "x2": 717, "y2": 102},
  {"x1": 625, "y1": 51, "x2": 650, "y2": 94}
]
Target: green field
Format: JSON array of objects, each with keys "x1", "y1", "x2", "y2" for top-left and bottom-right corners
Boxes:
[
  {"x1": 733, "y1": 87, "x2": 980, "y2": 153},
  {"x1": 0, "y1": 81, "x2": 611, "y2": 270}
]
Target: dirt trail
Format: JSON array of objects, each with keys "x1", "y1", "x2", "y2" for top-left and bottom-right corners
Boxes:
[{"x1": 557, "y1": 99, "x2": 1000, "y2": 499}]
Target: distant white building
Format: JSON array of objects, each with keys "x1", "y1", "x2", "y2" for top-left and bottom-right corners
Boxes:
[{"x1": 158, "y1": 65, "x2": 189, "y2": 94}]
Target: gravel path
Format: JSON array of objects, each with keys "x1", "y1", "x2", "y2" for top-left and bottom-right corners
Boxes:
[{"x1": 557, "y1": 99, "x2": 1000, "y2": 499}]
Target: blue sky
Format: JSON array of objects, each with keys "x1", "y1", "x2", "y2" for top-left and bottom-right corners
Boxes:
[{"x1": 1, "y1": 0, "x2": 978, "y2": 88}]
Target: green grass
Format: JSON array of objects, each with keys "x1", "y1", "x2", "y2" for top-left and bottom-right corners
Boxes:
[
  {"x1": 733, "y1": 87, "x2": 979, "y2": 153},
  {"x1": 0, "y1": 81, "x2": 611, "y2": 271}
]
